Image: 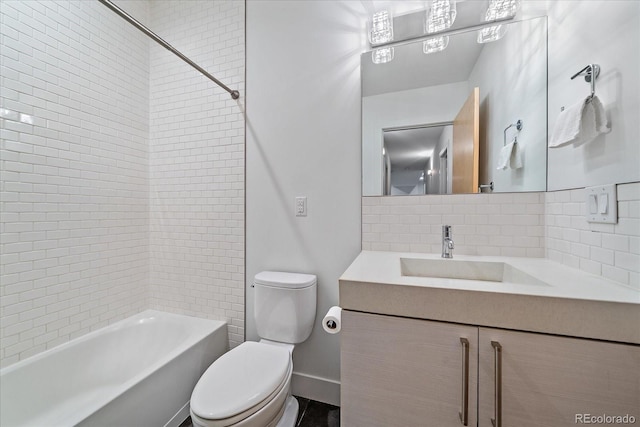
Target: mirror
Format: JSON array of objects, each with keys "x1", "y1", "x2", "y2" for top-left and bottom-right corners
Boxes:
[
  {"x1": 362, "y1": 16, "x2": 548, "y2": 196},
  {"x1": 382, "y1": 124, "x2": 453, "y2": 195}
]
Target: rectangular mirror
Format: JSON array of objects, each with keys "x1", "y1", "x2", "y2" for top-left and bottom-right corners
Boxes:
[{"x1": 362, "y1": 16, "x2": 548, "y2": 196}]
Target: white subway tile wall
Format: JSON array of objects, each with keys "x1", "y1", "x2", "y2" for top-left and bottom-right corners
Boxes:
[
  {"x1": 148, "y1": 1, "x2": 245, "y2": 347},
  {"x1": 1, "y1": 0, "x2": 150, "y2": 367},
  {"x1": 362, "y1": 193, "x2": 546, "y2": 257},
  {"x1": 546, "y1": 182, "x2": 640, "y2": 289}
]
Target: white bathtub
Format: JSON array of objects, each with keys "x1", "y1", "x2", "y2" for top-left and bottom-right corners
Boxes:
[{"x1": 0, "y1": 310, "x2": 228, "y2": 427}]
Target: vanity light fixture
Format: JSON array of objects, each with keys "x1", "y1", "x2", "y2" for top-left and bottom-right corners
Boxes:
[
  {"x1": 425, "y1": 0, "x2": 457, "y2": 34},
  {"x1": 372, "y1": 47, "x2": 395, "y2": 64},
  {"x1": 369, "y1": 9, "x2": 394, "y2": 64},
  {"x1": 369, "y1": 10, "x2": 394, "y2": 45},
  {"x1": 483, "y1": 0, "x2": 520, "y2": 22},
  {"x1": 477, "y1": 0, "x2": 520, "y2": 43},
  {"x1": 477, "y1": 24, "x2": 507, "y2": 43},
  {"x1": 424, "y1": 1, "x2": 456, "y2": 54},
  {"x1": 423, "y1": 35, "x2": 449, "y2": 54}
]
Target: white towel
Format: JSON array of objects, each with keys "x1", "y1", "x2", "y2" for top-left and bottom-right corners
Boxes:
[
  {"x1": 497, "y1": 142, "x2": 514, "y2": 170},
  {"x1": 549, "y1": 95, "x2": 609, "y2": 148},
  {"x1": 592, "y1": 96, "x2": 610, "y2": 134},
  {"x1": 497, "y1": 140, "x2": 524, "y2": 170},
  {"x1": 510, "y1": 140, "x2": 523, "y2": 169}
]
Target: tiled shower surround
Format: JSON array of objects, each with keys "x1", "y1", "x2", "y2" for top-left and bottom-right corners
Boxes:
[
  {"x1": 0, "y1": 0, "x2": 244, "y2": 368},
  {"x1": 363, "y1": 182, "x2": 639, "y2": 289},
  {"x1": 148, "y1": 1, "x2": 245, "y2": 346}
]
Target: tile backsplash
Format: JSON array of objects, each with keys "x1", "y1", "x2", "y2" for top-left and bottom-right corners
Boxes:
[
  {"x1": 362, "y1": 192, "x2": 546, "y2": 257},
  {"x1": 362, "y1": 182, "x2": 639, "y2": 288},
  {"x1": 546, "y1": 182, "x2": 639, "y2": 289}
]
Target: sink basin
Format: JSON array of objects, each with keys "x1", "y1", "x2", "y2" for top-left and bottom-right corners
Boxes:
[{"x1": 400, "y1": 258, "x2": 550, "y2": 286}]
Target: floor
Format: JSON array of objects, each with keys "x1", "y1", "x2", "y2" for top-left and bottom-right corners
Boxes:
[
  {"x1": 179, "y1": 396, "x2": 340, "y2": 427},
  {"x1": 295, "y1": 396, "x2": 340, "y2": 427}
]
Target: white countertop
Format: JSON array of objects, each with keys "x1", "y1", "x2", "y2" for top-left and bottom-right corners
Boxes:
[{"x1": 339, "y1": 251, "x2": 640, "y2": 344}]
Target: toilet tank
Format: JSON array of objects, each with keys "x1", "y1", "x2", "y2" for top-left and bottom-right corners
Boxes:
[{"x1": 254, "y1": 271, "x2": 317, "y2": 344}]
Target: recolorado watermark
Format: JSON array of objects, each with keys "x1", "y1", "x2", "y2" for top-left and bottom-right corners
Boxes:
[{"x1": 575, "y1": 414, "x2": 636, "y2": 424}]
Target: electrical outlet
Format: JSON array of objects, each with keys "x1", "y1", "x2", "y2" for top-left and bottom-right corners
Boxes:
[{"x1": 295, "y1": 197, "x2": 307, "y2": 217}]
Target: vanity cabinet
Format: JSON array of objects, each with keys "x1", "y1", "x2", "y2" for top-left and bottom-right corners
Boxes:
[
  {"x1": 341, "y1": 310, "x2": 478, "y2": 427},
  {"x1": 341, "y1": 310, "x2": 640, "y2": 427},
  {"x1": 477, "y1": 328, "x2": 640, "y2": 427}
]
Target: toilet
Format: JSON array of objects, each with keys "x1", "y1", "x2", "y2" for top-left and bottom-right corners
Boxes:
[{"x1": 190, "y1": 271, "x2": 317, "y2": 427}]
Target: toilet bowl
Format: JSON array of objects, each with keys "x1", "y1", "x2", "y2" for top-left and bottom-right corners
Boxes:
[
  {"x1": 190, "y1": 272, "x2": 317, "y2": 427},
  {"x1": 190, "y1": 341, "x2": 294, "y2": 427}
]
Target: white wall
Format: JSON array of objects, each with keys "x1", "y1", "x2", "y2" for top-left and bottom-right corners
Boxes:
[
  {"x1": 148, "y1": 0, "x2": 245, "y2": 348},
  {"x1": 362, "y1": 82, "x2": 469, "y2": 195},
  {"x1": 543, "y1": 1, "x2": 640, "y2": 191},
  {"x1": 1, "y1": 0, "x2": 150, "y2": 368},
  {"x1": 469, "y1": 17, "x2": 547, "y2": 193},
  {"x1": 246, "y1": 0, "x2": 363, "y2": 405}
]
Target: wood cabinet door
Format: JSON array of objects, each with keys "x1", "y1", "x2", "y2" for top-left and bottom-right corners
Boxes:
[
  {"x1": 452, "y1": 87, "x2": 479, "y2": 194},
  {"x1": 478, "y1": 328, "x2": 640, "y2": 427},
  {"x1": 341, "y1": 311, "x2": 478, "y2": 427}
]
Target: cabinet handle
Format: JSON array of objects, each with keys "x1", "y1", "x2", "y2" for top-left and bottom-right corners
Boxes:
[
  {"x1": 459, "y1": 338, "x2": 470, "y2": 426},
  {"x1": 491, "y1": 341, "x2": 503, "y2": 427}
]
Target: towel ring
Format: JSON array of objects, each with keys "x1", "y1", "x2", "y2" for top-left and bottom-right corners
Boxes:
[
  {"x1": 503, "y1": 120, "x2": 523, "y2": 146},
  {"x1": 570, "y1": 63, "x2": 600, "y2": 99}
]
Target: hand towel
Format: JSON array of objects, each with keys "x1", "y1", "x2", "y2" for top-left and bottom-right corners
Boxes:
[
  {"x1": 497, "y1": 142, "x2": 514, "y2": 170},
  {"x1": 592, "y1": 96, "x2": 610, "y2": 134},
  {"x1": 576, "y1": 99, "x2": 598, "y2": 144},
  {"x1": 549, "y1": 97, "x2": 589, "y2": 148},
  {"x1": 549, "y1": 95, "x2": 610, "y2": 148},
  {"x1": 510, "y1": 140, "x2": 523, "y2": 169}
]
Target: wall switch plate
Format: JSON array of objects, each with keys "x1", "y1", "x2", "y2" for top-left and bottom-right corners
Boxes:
[
  {"x1": 586, "y1": 184, "x2": 617, "y2": 224},
  {"x1": 295, "y1": 196, "x2": 307, "y2": 217}
]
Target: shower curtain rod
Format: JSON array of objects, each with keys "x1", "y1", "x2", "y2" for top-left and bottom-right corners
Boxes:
[{"x1": 97, "y1": 0, "x2": 240, "y2": 100}]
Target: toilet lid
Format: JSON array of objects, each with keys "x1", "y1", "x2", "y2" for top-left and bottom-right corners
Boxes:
[
  {"x1": 190, "y1": 342, "x2": 291, "y2": 421},
  {"x1": 254, "y1": 271, "x2": 316, "y2": 288}
]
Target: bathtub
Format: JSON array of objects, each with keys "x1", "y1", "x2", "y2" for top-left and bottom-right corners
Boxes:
[{"x1": 0, "y1": 310, "x2": 228, "y2": 427}]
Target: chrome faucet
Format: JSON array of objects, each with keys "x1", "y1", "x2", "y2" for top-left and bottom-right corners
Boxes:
[{"x1": 442, "y1": 225, "x2": 454, "y2": 258}]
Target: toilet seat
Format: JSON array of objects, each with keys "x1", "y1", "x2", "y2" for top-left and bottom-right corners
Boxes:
[{"x1": 190, "y1": 342, "x2": 292, "y2": 427}]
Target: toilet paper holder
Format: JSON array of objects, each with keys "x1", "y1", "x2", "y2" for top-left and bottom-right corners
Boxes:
[{"x1": 322, "y1": 306, "x2": 342, "y2": 334}]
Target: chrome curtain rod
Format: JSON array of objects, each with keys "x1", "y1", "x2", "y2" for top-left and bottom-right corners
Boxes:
[{"x1": 97, "y1": 0, "x2": 240, "y2": 100}]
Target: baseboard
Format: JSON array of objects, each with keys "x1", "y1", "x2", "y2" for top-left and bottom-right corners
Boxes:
[
  {"x1": 164, "y1": 401, "x2": 190, "y2": 427},
  {"x1": 291, "y1": 371, "x2": 340, "y2": 407}
]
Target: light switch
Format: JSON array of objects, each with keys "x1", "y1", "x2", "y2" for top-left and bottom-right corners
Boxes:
[
  {"x1": 588, "y1": 194, "x2": 598, "y2": 214},
  {"x1": 585, "y1": 184, "x2": 617, "y2": 224},
  {"x1": 295, "y1": 196, "x2": 307, "y2": 217},
  {"x1": 598, "y1": 194, "x2": 608, "y2": 214}
]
